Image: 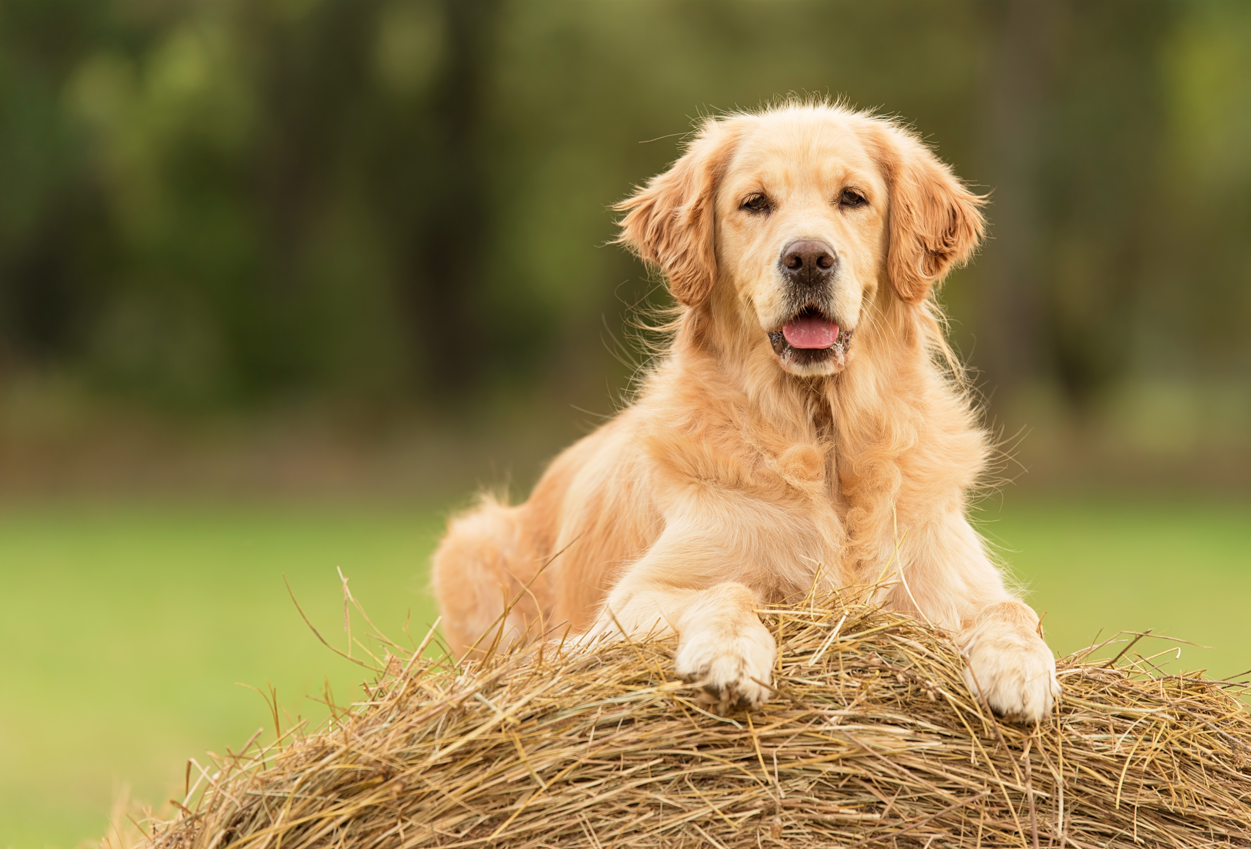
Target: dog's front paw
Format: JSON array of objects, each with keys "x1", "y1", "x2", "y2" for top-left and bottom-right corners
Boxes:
[
  {"x1": 674, "y1": 619, "x2": 776, "y2": 713},
  {"x1": 961, "y1": 612, "x2": 1060, "y2": 724}
]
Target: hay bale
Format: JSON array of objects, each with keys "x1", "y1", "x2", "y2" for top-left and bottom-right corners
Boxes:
[{"x1": 131, "y1": 600, "x2": 1251, "y2": 848}]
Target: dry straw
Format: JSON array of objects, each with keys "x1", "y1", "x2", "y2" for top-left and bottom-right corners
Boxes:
[{"x1": 117, "y1": 588, "x2": 1250, "y2": 849}]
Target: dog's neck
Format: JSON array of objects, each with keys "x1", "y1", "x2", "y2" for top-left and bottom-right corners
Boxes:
[
  {"x1": 657, "y1": 294, "x2": 977, "y2": 578},
  {"x1": 674, "y1": 295, "x2": 927, "y2": 447}
]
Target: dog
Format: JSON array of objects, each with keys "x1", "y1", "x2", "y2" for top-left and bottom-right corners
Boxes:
[{"x1": 432, "y1": 101, "x2": 1060, "y2": 723}]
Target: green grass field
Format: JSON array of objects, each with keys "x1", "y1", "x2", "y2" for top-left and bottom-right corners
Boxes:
[{"x1": 1, "y1": 495, "x2": 1248, "y2": 849}]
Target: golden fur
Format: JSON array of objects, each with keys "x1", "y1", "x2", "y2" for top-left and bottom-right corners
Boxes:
[{"x1": 432, "y1": 102, "x2": 1060, "y2": 723}]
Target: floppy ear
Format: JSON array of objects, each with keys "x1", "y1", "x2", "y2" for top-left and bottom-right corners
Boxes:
[
  {"x1": 875, "y1": 126, "x2": 987, "y2": 304},
  {"x1": 614, "y1": 119, "x2": 740, "y2": 307}
]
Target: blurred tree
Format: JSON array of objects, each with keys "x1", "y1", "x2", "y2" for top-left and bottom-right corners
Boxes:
[
  {"x1": 0, "y1": 1, "x2": 118, "y2": 370},
  {"x1": 971, "y1": 0, "x2": 1199, "y2": 415},
  {"x1": 1040, "y1": 0, "x2": 1177, "y2": 413},
  {"x1": 365, "y1": 0, "x2": 503, "y2": 400},
  {"x1": 247, "y1": 0, "x2": 384, "y2": 392},
  {"x1": 972, "y1": 0, "x2": 1059, "y2": 402}
]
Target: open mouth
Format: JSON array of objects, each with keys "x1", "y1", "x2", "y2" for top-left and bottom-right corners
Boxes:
[{"x1": 767, "y1": 307, "x2": 854, "y2": 370}]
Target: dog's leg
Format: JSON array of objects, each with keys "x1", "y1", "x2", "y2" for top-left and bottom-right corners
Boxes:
[
  {"x1": 431, "y1": 497, "x2": 546, "y2": 659},
  {"x1": 894, "y1": 511, "x2": 1060, "y2": 723},
  {"x1": 573, "y1": 524, "x2": 779, "y2": 712},
  {"x1": 582, "y1": 578, "x2": 776, "y2": 712}
]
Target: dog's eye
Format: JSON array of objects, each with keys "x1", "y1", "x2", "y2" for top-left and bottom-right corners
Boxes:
[
  {"x1": 741, "y1": 193, "x2": 772, "y2": 215},
  {"x1": 839, "y1": 189, "x2": 867, "y2": 209}
]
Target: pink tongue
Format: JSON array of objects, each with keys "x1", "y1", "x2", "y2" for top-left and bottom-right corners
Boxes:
[{"x1": 782, "y1": 315, "x2": 840, "y2": 349}]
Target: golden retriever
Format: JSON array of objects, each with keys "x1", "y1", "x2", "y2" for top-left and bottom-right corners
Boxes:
[{"x1": 431, "y1": 101, "x2": 1060, "y2": 723}]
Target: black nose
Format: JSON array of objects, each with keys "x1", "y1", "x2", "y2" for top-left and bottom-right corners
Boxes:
[{"x1": 780, "y1": 240, "x2": 837, "y2": 286}]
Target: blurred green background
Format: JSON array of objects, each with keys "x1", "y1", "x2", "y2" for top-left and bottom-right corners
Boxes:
[{"x1": 1, "y1": 1, "x2": 1249, "y2": 846}]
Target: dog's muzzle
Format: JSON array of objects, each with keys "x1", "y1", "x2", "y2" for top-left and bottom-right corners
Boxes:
[{"x1": 768, "y1": 307, "x2": 854, "y2": 371}]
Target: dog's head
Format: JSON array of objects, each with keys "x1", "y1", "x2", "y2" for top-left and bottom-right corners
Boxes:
[{"x1": 617, "y1": 103, "x2": 986, "y2": 377}]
